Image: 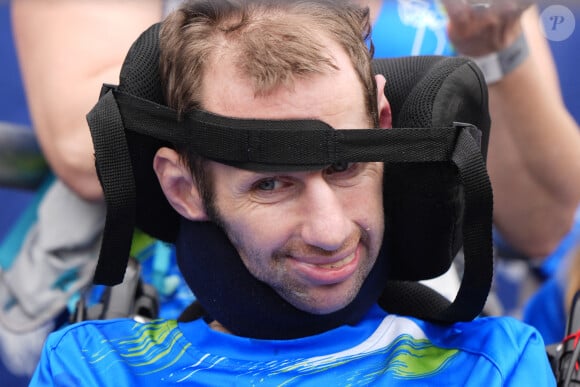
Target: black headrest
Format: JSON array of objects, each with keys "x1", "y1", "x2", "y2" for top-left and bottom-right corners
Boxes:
[
  {"x1": 87, "y1": 22, "x2": 493, "y2": 325},
  {"x1": 373, "y1": 55, "x2": 491, "y2": 280}
]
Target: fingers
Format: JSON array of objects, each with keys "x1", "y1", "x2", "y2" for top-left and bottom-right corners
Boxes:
[
  {"x1": 441, "y1": 0, "x2": 471, "y2": 24},
  {"x1": 450, "y1": 0, "x2": 533, "y2": 24},
  {"x1": 441, "y1": 0, "x2": 531, "y2": 56}
]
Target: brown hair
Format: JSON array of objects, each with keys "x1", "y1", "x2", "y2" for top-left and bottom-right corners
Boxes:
[{"x1": 159, "y1": 0, "x2": 376, "y2": 124}]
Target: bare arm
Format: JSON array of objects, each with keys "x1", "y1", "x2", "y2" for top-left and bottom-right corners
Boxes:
[
  {"x1": 12, "y1": 0, "x2": 162, "y2": 200},
  {"x1": 487, "y1": 9, "x2": 580, "y2": 258},
  {"x1": 444, "y1": 2, "x2": 580, "y2": 258}
]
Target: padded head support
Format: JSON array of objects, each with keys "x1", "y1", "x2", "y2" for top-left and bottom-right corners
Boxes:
[{"x1": 87, "y1": 22, "x2": 493, "y2": 335}]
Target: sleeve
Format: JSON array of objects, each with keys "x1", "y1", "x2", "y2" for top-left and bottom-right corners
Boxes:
[
  {"x1": 28, "y1": 335, "x2": 57, "y2": 387},
  {"x1": 504, "y1": 328, "x2": 557, "y2": 386},
  {"x1": 28, "y1": 330, "x2": 84, "y2": 387}
]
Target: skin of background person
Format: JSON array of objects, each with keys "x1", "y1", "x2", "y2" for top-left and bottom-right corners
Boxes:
[{"x1": 11, "y1": 0, "x2": 163, "y2": 201}]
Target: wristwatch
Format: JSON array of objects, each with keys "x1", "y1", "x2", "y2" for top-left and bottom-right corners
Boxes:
[{"x1": 469, "y1": 33, "x2": 530, "y2": 84}]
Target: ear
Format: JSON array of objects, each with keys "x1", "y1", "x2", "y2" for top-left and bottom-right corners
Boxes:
[
  {"x1": 375, "y1": 74, "x2": 392, "y2": 129},
  {"x1": 153, "y1": 147, "x2": 209, "y2": 221}
]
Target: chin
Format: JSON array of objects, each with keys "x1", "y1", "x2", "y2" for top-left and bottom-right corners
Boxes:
[
  {"x1": 308, "y1": 304, "x2": 349, "y2": 315},
  {"x1": 287, "y1": 292, "x2": 356, "y2": 315}
]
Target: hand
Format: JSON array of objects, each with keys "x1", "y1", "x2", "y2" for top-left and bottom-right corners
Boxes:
[{"x1": 441, "y1": 0, "x2": 534, "y2": 56}]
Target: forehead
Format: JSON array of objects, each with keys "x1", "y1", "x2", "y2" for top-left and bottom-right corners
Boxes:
[{"x1": 200, "y1": 38, "x2": 369, "y2": 130}]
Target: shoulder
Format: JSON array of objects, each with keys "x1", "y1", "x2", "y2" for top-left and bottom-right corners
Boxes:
[
  {"x1": 33, "y1": 318, "x2": 188, "y2": 385},
  {"x1": 415, "y1": 315, "x2": 555, "y2": 384},
  {"x1": 44, "y1": 318, "x2": 178, "y2": 352},
  {"x1": 390, "y1": 314, "x2": 544, "y2": 360},
  {"x1": 422, "y1": 315, "x2": 541, "y2": 356}
]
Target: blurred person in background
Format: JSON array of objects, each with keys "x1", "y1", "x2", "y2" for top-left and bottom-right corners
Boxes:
[
  {"x1": 1, "y1": 1, "x2": 191, "y2": 385},
  {"x1": 361, "y1": 0, "x2": 580, "y2": 318}
]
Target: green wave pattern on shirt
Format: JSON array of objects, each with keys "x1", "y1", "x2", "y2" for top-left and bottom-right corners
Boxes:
[
  {"x1": 88, "y1": 320, "x2": 191, "y2": 376},
  {"x1": 87, "y1": 321, "x2": 459, "y2": 383},
  {"x1": 385, "y1": 334, "x2": 459, "y2": 379},
  {"x1": 273, "y1": 333, "x2": 459, "y2": 384}
]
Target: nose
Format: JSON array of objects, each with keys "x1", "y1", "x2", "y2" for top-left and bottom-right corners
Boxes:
[{"x1": 299, "y1": 176, "x2": 351, "y2": 251}]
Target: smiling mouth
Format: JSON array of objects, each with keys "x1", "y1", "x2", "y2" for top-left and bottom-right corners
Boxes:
[
  {"x1": 309, "y1": 253, "x2": 356, "y2": 270},
  {"x1": 286, "y1": 245, "x2": 361, "y2": 286}
]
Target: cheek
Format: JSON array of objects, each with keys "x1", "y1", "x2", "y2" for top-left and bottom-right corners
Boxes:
[
  {"x1": 342, "y1": 176, "x2": 384, "y2": 246},
  {"x1": 367, "y1": 179, "x2": 385, "y2": 234},
  {"x1": 342, "y1": 175, "x2": 383, "y2": 220},
  {"x1": 219, "y1": 207, "x2": 290, "y2": 266}
]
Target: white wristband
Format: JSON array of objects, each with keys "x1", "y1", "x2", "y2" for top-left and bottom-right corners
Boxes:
[{"x1": 469, "y1": 33, "x2": 530, "y2": 84}]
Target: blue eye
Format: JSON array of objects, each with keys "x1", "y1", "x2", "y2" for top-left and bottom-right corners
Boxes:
[{"x1": 256, "y1": 178, "x2": 277, "y2": 191}]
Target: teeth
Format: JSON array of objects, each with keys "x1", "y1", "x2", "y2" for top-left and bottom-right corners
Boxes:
[{"x1": 318, "y1": 253, "x2": 355, "y2": 269}]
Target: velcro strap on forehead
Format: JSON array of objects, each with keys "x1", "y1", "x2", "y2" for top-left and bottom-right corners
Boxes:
[{"x1": 114, "y1": 90, "x2": 468, "y2": 168}]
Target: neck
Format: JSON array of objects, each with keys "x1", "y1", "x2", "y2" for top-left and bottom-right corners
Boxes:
[{"x1": 209, "y1": 320, "x2": 233, "y2": 334}]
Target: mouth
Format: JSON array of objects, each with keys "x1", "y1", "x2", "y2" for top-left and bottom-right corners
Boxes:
[
  {"x1": 306, "y1": 252, "x2": 356, "y2": 269},
  {"x1": 289, "y1": 246, "x2": 361, "y2": 285}
]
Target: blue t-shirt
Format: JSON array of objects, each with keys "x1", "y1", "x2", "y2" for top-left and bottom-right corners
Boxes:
[
  {"x1": 522, "y1": 208, "x2": 580, "y2": 344},
  {"x1": 30, "y1": 304, "x2": 554, "y2": 386},
  {"x1": 523, "y1": 276, "x2": 566, "y2": 346},
  {"x1": 371, "y1": 0, "x2": 454, "y2": 58}
]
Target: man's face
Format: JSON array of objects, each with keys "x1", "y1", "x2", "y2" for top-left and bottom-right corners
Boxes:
[{"x1": 200, "y1": 41, "x2": 385, "y2": 315}]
